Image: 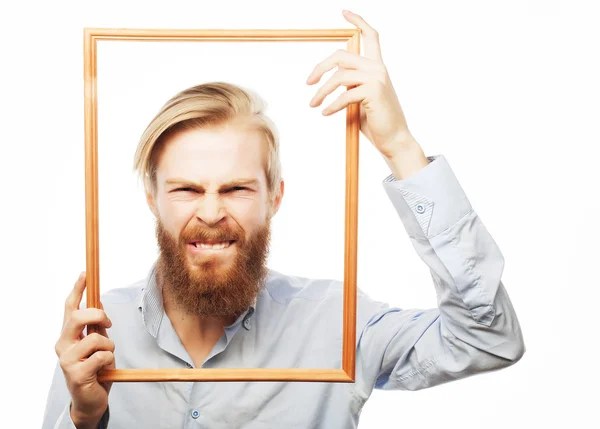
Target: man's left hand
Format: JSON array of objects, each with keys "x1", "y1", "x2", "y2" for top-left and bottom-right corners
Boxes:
[{"x1": 306, "y1": 9, "x2": 419, "y2": 160}]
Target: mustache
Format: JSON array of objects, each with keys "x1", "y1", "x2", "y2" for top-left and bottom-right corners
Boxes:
[{"x1": 181, "y1": 227, "x2": 242, "y2": 243}]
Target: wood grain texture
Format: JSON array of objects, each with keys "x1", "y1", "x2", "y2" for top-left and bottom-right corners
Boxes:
[
  {"x1": 84, "y1": 27, "x2": 361, "y2": 382},
  {"x1": 341, "y1": 32, "x2": 360, "y2": 382},
  {"x1": 97, "y1": 368, "x2": 354, "y2": 383}
]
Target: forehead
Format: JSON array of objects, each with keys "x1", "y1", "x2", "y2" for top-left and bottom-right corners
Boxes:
[{"x1": 155, "y1": 124, "x2": 267, "y2": 187}]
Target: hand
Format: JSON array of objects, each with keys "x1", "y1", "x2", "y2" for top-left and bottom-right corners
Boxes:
[
  {"x1": 306, "y1": 9, "x2": 420, "y2": 159},
  {"x1": 54, "y1": 272, "x2": 115, "y2": 428}
]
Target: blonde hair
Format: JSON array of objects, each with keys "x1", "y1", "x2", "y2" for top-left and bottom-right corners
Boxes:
[{"x1": 133, "y1": 81, "x2": 282, "y2": 201}]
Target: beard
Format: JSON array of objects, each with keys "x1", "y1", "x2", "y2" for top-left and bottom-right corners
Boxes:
[{"x1": 154, "y1": 215, "x2": 271, "y2": 319}]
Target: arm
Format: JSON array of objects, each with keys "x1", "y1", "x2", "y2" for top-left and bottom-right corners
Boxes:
[{"x1": 353, "y1": 152, "x2": 525, "y2": 397}]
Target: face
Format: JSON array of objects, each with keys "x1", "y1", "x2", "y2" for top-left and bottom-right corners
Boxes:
[{"x1": 146, "y1": 121, "x2": 284, "y2": 318}]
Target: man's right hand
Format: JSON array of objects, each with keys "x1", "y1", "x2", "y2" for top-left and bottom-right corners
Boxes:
[{"x1": 54, "y1": 272, "x2": 115, "y2": 429}]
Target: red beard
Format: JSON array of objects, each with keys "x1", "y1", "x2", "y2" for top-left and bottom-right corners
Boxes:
[{"x1": 154, "y1": 216, "x2": 271, "y2": 318}]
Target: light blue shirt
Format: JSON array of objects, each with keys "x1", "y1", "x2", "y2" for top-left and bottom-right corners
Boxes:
[{"x1": 42, "y1": 154, "x2": 525, "y2": 429}]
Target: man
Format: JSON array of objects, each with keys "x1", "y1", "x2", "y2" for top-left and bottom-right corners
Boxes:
[{"x1": 42, "y1": 10, "x2": 525, "y2": 429}]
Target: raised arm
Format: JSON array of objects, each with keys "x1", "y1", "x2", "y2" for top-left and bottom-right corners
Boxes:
[{"x1": 352, "y1": 153, "x2": 525, "y2": 400}]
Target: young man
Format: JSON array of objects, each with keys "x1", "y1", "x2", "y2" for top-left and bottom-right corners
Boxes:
[{"x1": 42, "y1": 11, "x2": 525, "y2": 429}]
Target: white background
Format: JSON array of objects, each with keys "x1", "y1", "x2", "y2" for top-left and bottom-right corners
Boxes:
[{"x1": 1, "y1": 0, "x2": 598, "y2": 427}]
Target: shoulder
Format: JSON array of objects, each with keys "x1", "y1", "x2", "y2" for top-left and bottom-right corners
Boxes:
[
  {"x1": 84, "y1": 276, "x2": 146, "y2": 312},
  {"x1": 262, "y1": 268, "x2": 389, "y2": 315},
  {"x1": 260, "y1": 269, "x2": 393, "y2": 338},
  {"x1": 263, "y1": 268, "x2": 344, "y2": 304}
]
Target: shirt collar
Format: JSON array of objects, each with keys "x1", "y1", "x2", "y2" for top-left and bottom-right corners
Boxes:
[{"x1": 138, "y1": 259, "x2": 259, "y2": 337}]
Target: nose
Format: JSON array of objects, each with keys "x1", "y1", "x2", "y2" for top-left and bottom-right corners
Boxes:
[{"x1": 194, "y1": 192, "x2": 227, "y2": 226}]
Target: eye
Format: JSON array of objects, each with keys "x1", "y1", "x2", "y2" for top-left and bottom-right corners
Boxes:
[
  {"x1": 172, "y1": 186, "x2": 251, "y2": 194},
  {"x1": 226, "y1": 187, "x2": 251, "y2": 193}
]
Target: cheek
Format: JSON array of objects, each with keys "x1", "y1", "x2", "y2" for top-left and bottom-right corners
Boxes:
[
  {"x1": 157, "y1": 202, "x2": 194, "y2": 234},
  {"x1": 226, "y1": 197, "x2": 267, "y2": 219}
]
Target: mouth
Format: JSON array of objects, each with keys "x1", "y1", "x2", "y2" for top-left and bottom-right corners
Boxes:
[{"x1": 188, "y1": 240, "x2": 236, "y2": 251}]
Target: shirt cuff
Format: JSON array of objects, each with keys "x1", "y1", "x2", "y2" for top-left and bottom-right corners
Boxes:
[
  {"x1": 382, "y1": 154, "x2": 473, "y2": 239},
  {"x1": 53, "y1": 401, "x2": 110, "y2": 429},
  {"x1": 52, "y1": 402, "x2": 76, "y2": 429}
]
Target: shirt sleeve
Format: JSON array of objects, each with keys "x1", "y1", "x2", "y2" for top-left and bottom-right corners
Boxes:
[
  {"x1": 41, "y1": 359, "x2": 110, "y2": 429},
  {"x1": 352, "y1": 154, "x2": 525, "y2": 399}
]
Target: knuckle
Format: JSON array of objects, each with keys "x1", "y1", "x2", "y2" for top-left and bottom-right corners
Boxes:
[
  {"x1": 86, "y1": 332, "x2": 114, "y2": 351},
  {"x1": 88, "y1": 332, "x2": 103, "y2": 345},
  {"x1": 58, "y1": 355, "x2": 70, "y2": 372},
  {"x1": 94, "y1": 308, "x2": 107, "y2": 320},
  {"x1": 97, "y1": 350, "x2": 113, "y2": 364}
]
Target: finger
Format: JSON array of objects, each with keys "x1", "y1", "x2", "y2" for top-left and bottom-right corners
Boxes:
[
  {"x1": 97, "y1": 320, "x2": 111, "y2": 340},
  {"x1": 59, "y1": 308, "x2": 112, "y2": 346},
  {"x1": 322, "y1": 85, "x2": 368, "y2": 116},
  {"x1": 64, "y1": 272, "x2": 86, "y2": 322},
  {"x1": 309, "y1": 69, "x2": 369, "y2": 108},
  {"x1": 342, "y1": 10, "x2": 384, "y2": 62},
  {"x1": 306, "y1": 50, "x2": 379, "y2": 86},
  {"x1": 78, "y1": 350, "x2": 115, "y2": 377},
  {"x1": 56, "y1": 311, "x2": 112, "y2": 358},
  {"x1": 61, "y1": 333, "x2": 115, "y2": 366}
]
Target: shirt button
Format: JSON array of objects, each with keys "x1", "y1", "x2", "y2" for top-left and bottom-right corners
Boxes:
[
  {"x1": 191, "y1": 409, "x2": 200, "y2": 419},
  {"x1": 416, "y1": 204, "x2": 425, "y2": 214},
  {"x1": 185, "y1": 362, "x2": 193, "y2": 368},
  {"x1": 243, "y1": 319, "x2": 251, "y2": 330}
]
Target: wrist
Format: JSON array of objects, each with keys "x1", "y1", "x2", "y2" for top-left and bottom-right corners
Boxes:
[
  {"x1": 70, "y1": 402, "x2": 105, "y2": 429},
  {"x1": 383, "y1": 141, "x2": 429, "y2": 181}
]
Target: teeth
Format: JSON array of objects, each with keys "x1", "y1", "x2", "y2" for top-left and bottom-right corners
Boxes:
[{"x1": 194, "y1": 241, "x2": 231, "y2": 250}]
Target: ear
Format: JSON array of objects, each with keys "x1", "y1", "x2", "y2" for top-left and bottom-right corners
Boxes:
[
  {"x1": 146, "y1": 191, "x2": 158, "y2": 218},
  {"x1": 268, "y1": 179, "x2": 285, "y2": 219}
]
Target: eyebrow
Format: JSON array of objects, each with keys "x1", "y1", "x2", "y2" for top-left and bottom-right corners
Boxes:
[{"x1": 165, "y1": 178, "x2": 260, "y2": 191}]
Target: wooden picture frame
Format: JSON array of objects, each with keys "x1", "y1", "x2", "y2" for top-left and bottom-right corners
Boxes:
[{"x1": 84, "y1": 27, "x2": 361, "y2": 383}]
